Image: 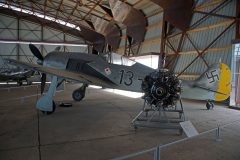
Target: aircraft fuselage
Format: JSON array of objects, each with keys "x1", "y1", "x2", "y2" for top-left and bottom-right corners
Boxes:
[
  {"x1": 43, "y1": 51, "x2": 155, "y2": 92},
  {"x1": 41, "y1": 51, "x2": 231, "y2": 102}
]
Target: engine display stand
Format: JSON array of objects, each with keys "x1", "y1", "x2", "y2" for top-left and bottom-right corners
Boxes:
[{"x1": 132, "y1": 99, "x2": 185, "y2": 133}]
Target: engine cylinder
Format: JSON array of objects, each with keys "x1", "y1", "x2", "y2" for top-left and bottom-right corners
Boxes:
[{"x1": 141, "y1": 69, "x2": 181, "y2": 108}]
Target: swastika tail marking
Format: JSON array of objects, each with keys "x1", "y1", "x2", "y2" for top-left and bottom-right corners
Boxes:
[{"x1": 205, "y1": 69, "x2": 219, "y2": 83}]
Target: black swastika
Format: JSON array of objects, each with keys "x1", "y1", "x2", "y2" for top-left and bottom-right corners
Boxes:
[{"x1": 205, "y1": 70, "x2": 219, "y2": 83}]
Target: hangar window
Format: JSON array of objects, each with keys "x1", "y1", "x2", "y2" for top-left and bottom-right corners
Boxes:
[
  {"x1": 230, "y1": 44, "x2": 240, "y2": 107},
  {"x1": 0, "y1": 3, "x2": 81, "y2": 31},
  {"x1": 105, "y1": 53, "x2": 159, "y2": 69},
  {"x1": 130, "y1": 54, "x2": 159, "y2": 69},
  {"x1": 105, "y1": 52, "x2": 136, "y2": 66},
  {"x1": 235, "y1": 44, "x2": 240, "y2": 56}
]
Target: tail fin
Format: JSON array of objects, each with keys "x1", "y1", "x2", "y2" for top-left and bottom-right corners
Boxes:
[{"x1": 194, "y1": 63, "x2": 231, "y2": 101}]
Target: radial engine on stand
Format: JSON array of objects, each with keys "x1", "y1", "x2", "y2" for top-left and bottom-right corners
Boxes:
[{"x1": 141, "y1": 69, "x2": 182, "y2": 108}]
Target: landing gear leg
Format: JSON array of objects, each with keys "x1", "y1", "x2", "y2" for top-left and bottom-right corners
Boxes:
[
  {"x1": 36, "y1": 76, "x2": 58, "y2": 114},
  {"x1": 72, "y1": 84, "x2": 88, "y2": 101},
  {"x1": 17, "y1": 81, "x2": 23, "y2": 86},
  {"x1": 206, "y1": 100, "x2": 214, "y2": 110}
]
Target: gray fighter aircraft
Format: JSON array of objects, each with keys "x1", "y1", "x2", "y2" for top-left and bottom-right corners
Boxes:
[
  {"x1": 0, "y1": 68, "x2": 34, "y2": 85},
  {"x1": 4, "y1": 44, "x2": 231, "y2": 114}
]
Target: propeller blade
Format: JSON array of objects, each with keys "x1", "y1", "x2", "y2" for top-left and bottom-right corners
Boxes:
[
  {"x1": 41, "y1": 73, "x2": 46, "y2": 94},
  {"x1": 29, "y1": 44, "x2": 44, "y2": 61}
]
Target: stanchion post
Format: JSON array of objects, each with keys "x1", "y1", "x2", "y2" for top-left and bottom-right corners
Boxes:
[
  {"x1": 20, "y1": 97, "x2": 24, "y2": 104},
  {"x1": 154, "y1": 146, "x2": 161, "y2": 160},
  {"x1": 215, "y1": 125, "x2": 221, "y2": 142}
]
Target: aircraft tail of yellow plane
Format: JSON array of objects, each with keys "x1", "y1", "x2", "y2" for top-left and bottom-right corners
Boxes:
[
  {"x1": 215, "y1": 63, "x2": 231, "y2": 101},
  {"x1": 182, "y1": 63, "x2": 231, "y2": 102}
]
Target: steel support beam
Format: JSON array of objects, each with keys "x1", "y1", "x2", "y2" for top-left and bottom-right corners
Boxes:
[
  {"x1": 195, "y1": 10, "x2": 237, "y2": 20},
  {"x1": 159, "y1": 19, "x2": 168, "y2": 69},
  {"x1": 17, "y1": 17, "x2": 20, "y2": 61},
  {"x1": 167, "y1": 0, "x2": 231, "y2": 40},
  {"x1": 165, "y1": 32, "x2": 185, "y2": 71},
  {"x1": 0, "y1": 7, "x2": 105, "y2": 52},
  {"x1": 185, "y1": 34, "x2": 209, "y2": 68},
  {"x1": 177, "y1": 21, "x2": 236, "y2": 77},
  {"x1": 41, "y1": 25, "x2": 43, "y2": 55},
  {"x1": 165, "y1": 0, "x2": 234, "y2": 76},
  {"x1": 63, "y1": 33, "x2": 66, "y2": 52},
  {"x1": 233, "y1": 0, "x2": 240, "y2": 43},
  {"x1": 0, "y1": 39, "x2": 87, "y2": 46}
]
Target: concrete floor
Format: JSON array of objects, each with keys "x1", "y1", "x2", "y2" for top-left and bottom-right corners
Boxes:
[{"x1": 0, "y1": 84, "x2": 240, "y2": 160}]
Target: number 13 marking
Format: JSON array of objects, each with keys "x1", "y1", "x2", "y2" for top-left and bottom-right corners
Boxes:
[{"x1": 119, "y1": 70, "x2": 134, "y2": 86}]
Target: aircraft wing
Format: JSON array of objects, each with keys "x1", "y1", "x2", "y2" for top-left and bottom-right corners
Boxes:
[{"x1": 4, "y1": 59, "x2": 115, "y2": 88}]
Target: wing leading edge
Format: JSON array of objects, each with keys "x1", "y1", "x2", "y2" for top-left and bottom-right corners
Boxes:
[{"x1": 4, "y1": 59, "x2": 116, "y2": 88}]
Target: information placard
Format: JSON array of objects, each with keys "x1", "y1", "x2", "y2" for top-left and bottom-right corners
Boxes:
[{"x1": 180, "y1": 121, "x2": 199, "y2": 137}]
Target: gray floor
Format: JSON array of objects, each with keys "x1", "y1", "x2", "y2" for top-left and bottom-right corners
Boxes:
[{"x1": 0, "y1": 84, "x2": 240, "y2": 160}]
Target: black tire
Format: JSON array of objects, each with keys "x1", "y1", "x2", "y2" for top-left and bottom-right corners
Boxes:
[
  {"x1": 41, "y1": 101, "x2": 56, "y2": 115},
  {"x1": 72, "y1": 89, "x2": 85, "y2": 101},
  {"x1": 206, "y1": 101, "x2": 214, "y2": 110},
  {"x1": 18, "y1": 81, "x2": 23, "y2": 86},
  {"x1": 59, "y1": 102, "x2": 72, "y2": 107},
  {"x1": 27, "y1": 80, "x2": 32, "y2": 85},
  {"x1": 134, "y1": 125, "x2": 138, "y2": 130}
]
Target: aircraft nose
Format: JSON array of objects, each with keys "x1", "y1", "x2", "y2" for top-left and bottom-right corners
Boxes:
[{"x1": 37, "y1": 59, "x2": 43, "y2": 65}]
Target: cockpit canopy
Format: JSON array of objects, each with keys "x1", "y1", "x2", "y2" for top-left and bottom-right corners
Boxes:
[{"x1": 104, "y1": 52, "x2": 136, "y2": 66}]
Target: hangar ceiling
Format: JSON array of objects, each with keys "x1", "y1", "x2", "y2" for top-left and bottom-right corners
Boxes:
[
  {"x1": 0, "y1": 0, "x2": 239, "y2": 81},
  {"x1": 2, "y1": 0, "x2": 114, "y2": 28},
  {"x1": 0, "y1": 0, "x2": 148, "y2": 53}
]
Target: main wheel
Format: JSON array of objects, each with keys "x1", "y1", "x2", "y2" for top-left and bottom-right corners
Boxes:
[
  {"x1": 26, "y1": 80, "x2": 32, "y2": 85},
  {"x1": 206, "y1": 101, "x2": 214, "y2": 110},
  {"x1": 17, "y1": 81, "x2": 23, "y2": 86},
  {"x1": 72, "y1": 89, "x2": 85, "y2": 101},
  {"x1": 41, "y1": 101, "x2": 56, "y2": 115}
]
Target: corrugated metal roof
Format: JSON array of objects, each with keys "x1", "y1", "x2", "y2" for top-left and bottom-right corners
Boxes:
[{"x1": 165, "y1": 0, "x2": 236, "y2": 77}]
